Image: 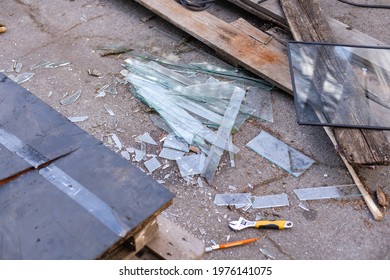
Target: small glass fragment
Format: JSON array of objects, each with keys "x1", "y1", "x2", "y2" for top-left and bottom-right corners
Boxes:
[
  {"x1": 111, "y1": 134, "x2": 122, "y2": 150},
  {"x1": 251, "y1": 193, "x2": 289, "y2": 209},
  {"x1": 30, "y1": 60, "x2": 50, "y2": 70},
  {"x1": 159, "y1": 147, "x2": 185, "y2": 160},
  {"x1": 88, "y1": 69, "x2": 102, "y2": 77},
  {"x1": 156, "y1": 180, "x2": 165, "y2": 184},
  {"x1": 14, "y1": 72, "x2": 34, "y2": 84},
  {"x1": 260, "y1": 248, "x2": 276, "y2": 260},
  {"x1": 199, "y1": 228, "x2": 206, "y2": 235},
  {"x1": 120, "y1": 150, "x2": 131, "y2": 161},
  {"x1": 213, "y1": 193, "x2": 252, "y2": 208},
  {"x1": 202, "y1": 87, "x2": 245, "y2": 183},
  {"x1": 96, "y1": 84, "x2": 109, "y2": 98},
  {"x1": 298, "y1": 202, "x2": 310, "y2": 211},
  {"x1": 197, "y1": 177, "x2": 204, "y2": 188},
  {"x1": 105, "y1": 84, "x2": 118, "y2": 95},
  {"x1": 176, "y1": 154, "x2": 206, "y2": 177},
  {"x1": 246, "y1": 131, "x2": 315, "y2": 177},
  {"x1": 137, "y1": 132, "x2": 157, "y2": 145},
  {"x1": 104, "y1": 104, "x2": 115, "y2": 116},
  {"x1": 67, "y1": 116, "x2": 88, "y2": 123},
  {"x1": 126, "y1": 147, "x2": 135, "y2": 153},
  {"x1": 45, "y1": 61, "x2": 71, "y2": 68},
  {"x1": 293, "y1": 184, "x2": 361, "y2": 201},
  {"x1": 163, "y1": 134, "x2": 189, "y2": 152},
  {"x1": 228, "y1": 185, "x2": 237, "y2": 191},
  {"x1": 144, "y1": 157, "x2": 161, "y2": 173},
  {"x1": 60, "y1": 90, "x2": 82, "y2": 105},
  {"x1": 134, "y1": 148, "x2": 146, "y2": 162},
  {"x1": 15, "y1": 62, "x2": 23, "y2": 73}
]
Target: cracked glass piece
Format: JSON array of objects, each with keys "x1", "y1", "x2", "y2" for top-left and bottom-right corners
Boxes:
[
  {"x1": 134, "y1": 148, "x2": 146, "y2": 162},
  {"x1": 213, "y1": 193, "x2": 252, "y2": 208},
  {"x1": 202, "y1": 87, "x2": 245, "y2": 183},
  {"x1": 176, "y1": 154, "x2": 206, "y2": 177},
  {"x1": 45, "y1": 61, "x2": 71, "y2": 68},
  {"x1": 293, "y1": 184, "x2": 361, "y2": 201},
  {"x1": 13, "y1": 72, "x2": 34, "y2": 84},
  {"x1": 128, "y1": 53, "x2": 274, "y2": 90},
  {"x1": 30, "y1": 60, "x2": 50, "y2": 70},
  {"x1": 111, "y1": 134, "x2": 122, "y2": 150},
  {"x1": 136, "y1": 87, "x2": 238, "y2": 153},
  {"x1": 149, "y1": 114, "x2": 174, "y2": 134},
  {"x1": 15, "y1": 62, "x2": 22, "y2": 73},
  {"x1": 144, "y1": 157, "x2": 161, "y2": 173},
  {"x1": 60, "y1": 90, "x2": 82, "y2": 105},
  {"x1": 159, "y1": 147, "x2": 185, "y2": 160},
  {"x1": 298, "y1": 202, "x2": 310, "y2": 211},
  {"x1": 252, "y1": 193, "x2": 290, "y2": 209},
  {"x1": 163, "y1": 134, "x2": 189, "y2": 152},
  {"x1": 288, "y1": 42, "x2": 390, "y2": 130},
  {"x1": 67, "y1": 116, "x2": 88, "y2": 123},
  {"x1": 106, "y1": 84, "x2": 118, "y2": 95},
  {"x1": 137, "y1": 132, "x2": 157, "y2": 145},
  {"x1": 120, "y1": 150, "x2": 131, "y2": 161},
  {"x1": 244, "y1": 86, "x2": 273, "y2": 123},
  {"x1": 246, "y1": 131, "x2": 315, "y2": 177},
  {"x1": 104, "y1": 104, "x2": 115, "y2": 116},
  {"x1": 260, "y1": 248, "x2": 276, "y2": 260},
  {"x1": 170, "y1": 95, "x2": 224, "y2": 126}
]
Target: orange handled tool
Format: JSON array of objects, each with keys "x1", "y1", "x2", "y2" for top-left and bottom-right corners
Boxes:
[{"x1": 205, "y1": 237, "x2": 259, "y2": 252}]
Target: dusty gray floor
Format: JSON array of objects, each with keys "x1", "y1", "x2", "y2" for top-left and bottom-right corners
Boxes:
[{"x1": 1, "y1": 0, "x2": 389, "y2": 260}]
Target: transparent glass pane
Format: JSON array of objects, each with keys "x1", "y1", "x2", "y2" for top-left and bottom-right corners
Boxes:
[
  {"x1": 288, "y1": 42, "x2": 390, "y2": 130},
  {"x1": 246, "y1": 131, "x2": 315, "y2": 177}
]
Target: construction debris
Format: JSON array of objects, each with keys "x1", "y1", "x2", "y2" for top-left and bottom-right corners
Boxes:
[{"x1": 246, "y1": 131, "x2": 315, "y2": 177}]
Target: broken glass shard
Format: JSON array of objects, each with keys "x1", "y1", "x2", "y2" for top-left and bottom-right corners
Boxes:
[
  {"x1": 111, "y1": 134, "x2": 122, "y2": 150},
  {"x1": 30, "y1": 60, "x2": 50, "y2": 70},
  {"x1": 288, "y1": 42, "x2": 390, "y2": 130},
  {"x1": 67, "y1": 116, "x2": 88, "y2": 123},
  {"x1": 120, "y1": 150, "x2": 131, "y2": 161},
  {"x1": 213, "y1": 193, "x2": 252, "y2": 208},
  {"x1": 60, "y1": 90, "x2": 82, "y2": 105},
  {"x1": 293, "y1": 184, "x2": 361, "y2": 201},
  {"x1": 202, "y1": 87, "x2": 245, "y2": 183},
  {"x1": 134, "y1": 148, "x2": 146, "y2": 162},
  {"x1": 15, "y1": 62, "x2": 22, "y2": 73},
  {"x1": 159, "y1": 147, "x2": 185, "y2": 160},
  {"x1": 246, "y1": 131, "x2": 315, "y2": 177},
  {"x1": 163, "y1": 134, "x2": 189, "y2": 152},
  {"x1": 106, "y1": 84, "x2": 118, "y2": 95},
  {"x1": 14, "y1": 72, "x2": 34, "y2": 84},
  {"x1": 104, "y1": 104, "x2": 115, "y2": 116},
  {"x1": 252, "y1": 193, "x2": 289, "y2": 209},
  {"x1": 149, "y1": 114, "x2": 174, "y2": 134},
  {"x1": 144, "y1": 157, "x2": 161, "y2": 173},
  {"x1": 45, "y1": 61, "x2": 71, "y2": 68},
  {"x1": 88, "y1": 69, "x2": 102, "y2": 77},
  {"x1": 244, "y1": 86, "x2": 273, "y2": 123},
  {"x1": 260, "y1": 248, "x2": 276, "y2": 260},
  {"x1": 176, "y1": 154, "x2": 206, "y2": 177},
  {"x1": 137, "y1": 132, "x2": 157, "y2": 145}
]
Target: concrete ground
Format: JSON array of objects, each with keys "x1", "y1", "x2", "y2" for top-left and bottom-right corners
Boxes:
[{"x1": 0, "y1": 0, "x2": 389, "y2": 260}]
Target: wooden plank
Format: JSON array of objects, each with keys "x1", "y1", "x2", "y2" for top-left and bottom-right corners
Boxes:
[
  {"x1": 228, "y1": 0, "x2": 388, "y2": 47},
  {"x1": 132, "y1": 0, "x2": 292, "y2": 94},
  {"x1": 147, "y1": 216, "x2": 205, "y2": 260}
]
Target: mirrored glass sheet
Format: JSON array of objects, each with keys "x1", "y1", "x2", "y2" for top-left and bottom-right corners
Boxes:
[{"x1": 288, "y1": 42, "x2": 390, "y2": 130}]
